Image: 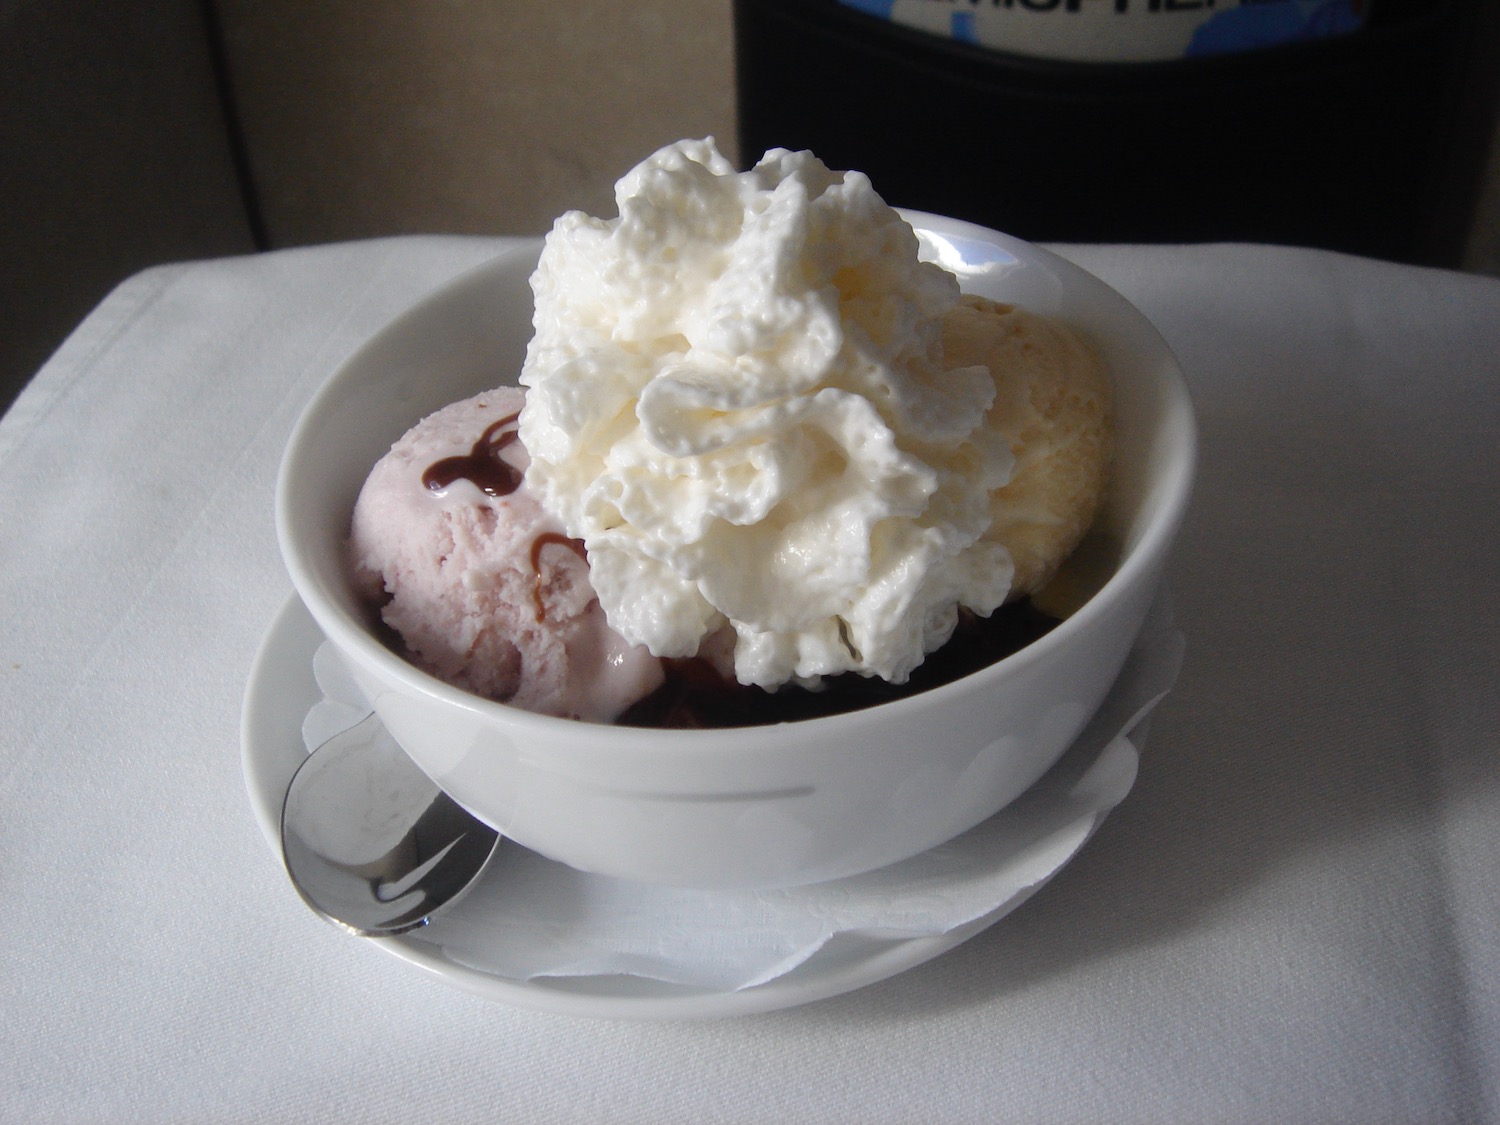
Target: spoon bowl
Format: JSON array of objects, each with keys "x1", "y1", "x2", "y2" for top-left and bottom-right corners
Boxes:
[{"x1": 280, "y1": 713, "x2": 501, "y2": 936}]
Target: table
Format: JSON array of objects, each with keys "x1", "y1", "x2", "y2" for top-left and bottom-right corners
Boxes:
[{"x1": 3, "y1": 235, "x2": 1497, "y2": 1123}]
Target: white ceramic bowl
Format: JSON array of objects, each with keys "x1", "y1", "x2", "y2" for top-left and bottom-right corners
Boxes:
[{"x1": 276, "y1": 214, "x2": 1195, "y2": 889}]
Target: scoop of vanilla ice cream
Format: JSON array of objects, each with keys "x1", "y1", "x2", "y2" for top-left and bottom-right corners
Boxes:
[
  {"x1": 519, "y1": 138, "x2": 1106, "y2": 689},
  {"x1": 350, "y1": 387, "x2": 663, "y2": 721},
  {"x1": 942, "y1": 295, "x2": 1113, "y2": 598}
]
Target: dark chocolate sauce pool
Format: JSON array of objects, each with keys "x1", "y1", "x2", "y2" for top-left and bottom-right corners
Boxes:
[
  {"x1": 421, "y1": 411, "x2": 523, "y2": 496},
  {"x1": 616, "y1": 601, "x2": 1059, "y2": 728}
]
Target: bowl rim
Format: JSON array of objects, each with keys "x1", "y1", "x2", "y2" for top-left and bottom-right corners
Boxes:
[{"x1": 276, "y1": 218, "x2": 1196, "y2": 752}]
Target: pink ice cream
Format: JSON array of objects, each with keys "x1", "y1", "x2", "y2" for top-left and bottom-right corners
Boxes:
[{"x1": 348, "y1": 386, "x2": 664, "y2": 722}]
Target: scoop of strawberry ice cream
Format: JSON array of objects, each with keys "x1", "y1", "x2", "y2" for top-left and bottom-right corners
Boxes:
[{"x1": 348, "y1": 386, "x2": 663, "y2": 721}]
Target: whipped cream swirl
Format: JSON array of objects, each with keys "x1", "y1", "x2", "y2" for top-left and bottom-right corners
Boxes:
[{"x1": 518, "y1": 139, "x2": 1017, "y2": 688}]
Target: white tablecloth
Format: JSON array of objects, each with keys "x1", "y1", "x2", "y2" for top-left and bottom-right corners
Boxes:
[{"x1": 3, "y1": 236, "x2": 1497, "y2": 1123}]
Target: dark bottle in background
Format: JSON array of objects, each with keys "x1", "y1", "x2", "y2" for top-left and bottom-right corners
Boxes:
[{"x1": 734, "y1": 0, "x2": 1500, "y2": 266}]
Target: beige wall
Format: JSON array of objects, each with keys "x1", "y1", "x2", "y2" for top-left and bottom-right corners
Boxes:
[
  {"x1": 215, "y1": 1, "x2": 739, "y2": 245},
  {"x1": 0, "y1": 0, "x2": 736, "y2": 408}
]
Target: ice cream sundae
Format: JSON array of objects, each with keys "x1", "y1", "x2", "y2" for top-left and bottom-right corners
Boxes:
[{"x1": 350, "y1": 139, "x2": 1112, "y2": 726}]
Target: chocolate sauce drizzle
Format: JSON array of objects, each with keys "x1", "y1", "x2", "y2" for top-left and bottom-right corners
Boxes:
[
  {"x1": 528, "y1": 531, "x2": 588, "y2": 622},
  {"x1": 421, "y1": 410, "x2": 523, "y2": 496},
  {"x1": 418, "y1": 409, "x2": 587, "y2": 623}
]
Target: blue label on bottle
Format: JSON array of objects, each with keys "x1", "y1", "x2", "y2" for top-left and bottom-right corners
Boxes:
[{"x1": 836, "y1": 0, "x2": 1369, "y2": 62}]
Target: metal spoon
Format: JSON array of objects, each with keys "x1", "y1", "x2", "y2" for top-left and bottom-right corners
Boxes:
[{"x1": 280, "y1": 713, "x2": 501, "y2": 936}]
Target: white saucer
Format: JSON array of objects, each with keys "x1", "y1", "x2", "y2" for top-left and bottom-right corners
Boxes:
[{"x1": 242, "y1": 595, "x2": 1177, "y2": 1020}]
